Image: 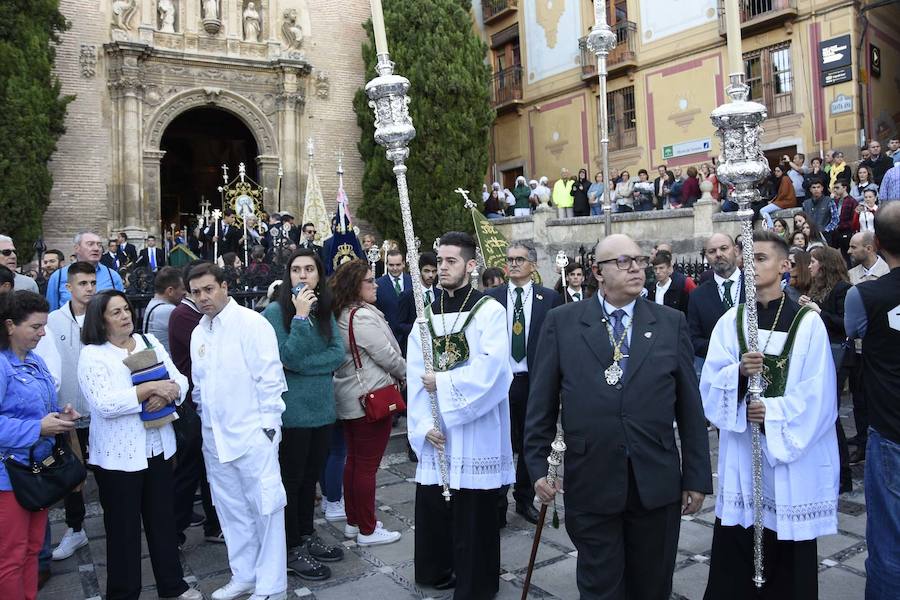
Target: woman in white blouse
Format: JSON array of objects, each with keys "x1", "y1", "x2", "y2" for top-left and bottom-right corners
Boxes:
[{"x1": 78, "y1": 290, "x2": 199, "y2": 600}]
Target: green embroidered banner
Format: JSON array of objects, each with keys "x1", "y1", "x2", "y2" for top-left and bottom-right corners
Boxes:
[{"x1": 471, "y1": 209, "x2": 508, "y2": 270}]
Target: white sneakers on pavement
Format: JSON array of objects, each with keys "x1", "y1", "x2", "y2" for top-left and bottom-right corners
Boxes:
[
  {"x1": 51, "y1": 528, "x2": 89, "y2": 560},
  {"x1": 322, "y1": 498, "x2": 346, "y2": 522},
  {"x1": 343, "y1": 520, "x2": 382, "y2": 539},
  {"x1": 248, "y1": 594, "x2": 287, "y2": 600},
  {"x1": 356, "y1": 525, "x2": 401, "y2": 546},
  {"x1": 173, "y1": 588, "x2": 203, "y2": 600},
  {"x1": 211, "y1": 579, "x2": 255, "y2": 600}
]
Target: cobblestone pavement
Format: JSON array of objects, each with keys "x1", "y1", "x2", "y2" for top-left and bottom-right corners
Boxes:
[{"x1": 39, "y1": 407, "x2": 868, "y2": 599}]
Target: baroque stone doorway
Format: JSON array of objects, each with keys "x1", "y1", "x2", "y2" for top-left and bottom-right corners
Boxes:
[{"x1": 159, "y1": 107, "x2": 259, "y2": 232}]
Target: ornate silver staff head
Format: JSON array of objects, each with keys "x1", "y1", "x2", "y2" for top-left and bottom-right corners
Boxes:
[
  {"x1": 556, "y1": 250, "x2": 569, "y2": 270},
  {"x1": 546, "y1": 436, "x2": 567, "y2": 486},
  {"x1": 366, "y1": 246, "x2": 380, "y2": 265}
]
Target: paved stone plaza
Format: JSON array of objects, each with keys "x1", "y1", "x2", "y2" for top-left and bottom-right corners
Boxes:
[{"x1": 39, "y1": 407, "x2": 868, "y2": 600}]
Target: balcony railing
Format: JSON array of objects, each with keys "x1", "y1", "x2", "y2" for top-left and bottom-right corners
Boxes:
[
  {"x1": 718, "y1": 0, "x2": 798, "y2": 36},
  {"x1": 491, "y1": 65, "x2": 523, "y2": 108},
  {"x1": 483, "y1": 0, "x2": 518, "y2": 24},
  {"x1": 579, "y1": 21, "x2": 638, "y2": 79}
]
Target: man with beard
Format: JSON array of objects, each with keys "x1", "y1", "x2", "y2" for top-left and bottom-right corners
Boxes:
[
  {"x1": 526, "y1": 233, "x2": 711, "y2": 599},
  {"x1": 407, "y1": 232, "x2": 513, "y2": 599},
  {"x1": 688, "y1": 233, "x2": 745, "y2": 377}
]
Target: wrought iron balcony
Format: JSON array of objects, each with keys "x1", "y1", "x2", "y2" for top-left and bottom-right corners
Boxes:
[
  {"x1": 718, "y1": 0, "x2": 798, "y2": 37},
  {"x1": 491, "y1": 65, "x2": 523, "y2": 109},
  {"x1": 579, "y1": 21, "x2": 638, "y2": 80},
  {"x1": 483, "y1": 0, "x2": 518, "y2": 24}
]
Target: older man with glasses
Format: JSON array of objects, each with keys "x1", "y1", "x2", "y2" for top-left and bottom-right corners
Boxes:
[
  {"x1": 526, "y1": 233, "x2": 711, "y2": 599},
  {"x1": 0, "y1": 235, "x2": 39, "y2": 293}
]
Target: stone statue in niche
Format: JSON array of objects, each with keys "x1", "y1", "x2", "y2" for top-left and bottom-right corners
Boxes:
[
  {"x1": 243, "y1": 2, "x2": 261, "y2": 42},
  {"x1": 158, "y1": 0, "x2": 176, "y2": 33},
  {"x1": 281, "y1": 9, "x2": 303, "y2": 51},
  {"x1": 203, "y1": 0, "x2": 219, "y2": 20},
  {"x1": 111, "y1": 0, "x2": 137, "y2": 35}
]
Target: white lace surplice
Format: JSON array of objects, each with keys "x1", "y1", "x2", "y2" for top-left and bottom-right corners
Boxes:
[
  {"x1": 700, "y1": 307, "x2": 839, "y2": 541},
  {"x1": 407, "y1": 299, "x2": 515, "y2": 490}
]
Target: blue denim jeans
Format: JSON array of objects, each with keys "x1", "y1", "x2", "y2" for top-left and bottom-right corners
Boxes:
[
  {"x1": 590, "y1": 204, "x2": 603, "y2": 216},
  {"x1": 38, "y1": 520, "x2": 51, "y2": 571},
  {"x1": 865, "y1": 427, "x2": 900, "y2": 599},
  {"x1": 320, "y1": 421, "x2": 347, "y2": 502}
]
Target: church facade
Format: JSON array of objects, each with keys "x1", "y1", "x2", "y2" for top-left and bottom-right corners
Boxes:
[{"x1": 46, "y1": 0, "x2": 371, "y2": 251}]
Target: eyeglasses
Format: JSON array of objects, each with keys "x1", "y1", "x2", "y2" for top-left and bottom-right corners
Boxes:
[
  {"x1": 506, "y1": 256, "x2": 530, "y2": 266},
  {"x1": 596, "y1": 255, "x2": 650, "y2": 270},
  {"x1": 0, "y1": 249, "x2": 15, "y2": 256}
]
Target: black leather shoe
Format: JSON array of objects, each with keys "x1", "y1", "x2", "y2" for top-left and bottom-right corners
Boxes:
[
  {"x1": 434, "y1": 573, "x2": 457, "y2": 590},
  {"x1": 515, "y1": 503, "x2": 540, "y2": 525},
  {"x1": 849, "y1": 448, "x2": 866, "y2": 465}
]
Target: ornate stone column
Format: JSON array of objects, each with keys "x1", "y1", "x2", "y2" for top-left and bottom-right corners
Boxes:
[
  {"x1": 257, "y1": 155, "x2": 282, "y2": 215},
  {"x1": 142, "y1": 149, "x2": 167, "y2": 236},
  {"x1": 105, "y1": 41, "x2": 151, "y2": 235},
  {"x1": 273, "y1": 59, "x2": 311, "y2": 218}
]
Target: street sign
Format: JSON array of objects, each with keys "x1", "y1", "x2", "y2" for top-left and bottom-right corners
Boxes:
[
  {"x1": 830, "y1": 94, "x2": 853, "y2": 115},
  {"x1": 819, "y1": 35, "x2": 852, "y2": 70},
  {"x1": 662, "y1": 138, "x2": 711, "y2": 160},
  {"x1": 822, "y1": 66, "x2": 852, "y2": 87}
]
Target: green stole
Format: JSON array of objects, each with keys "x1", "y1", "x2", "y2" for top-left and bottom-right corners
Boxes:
[
  {"x1": 426, "y1": 296, "x2": 492, "y2": 372},
  {"x1": 736, "y1": 304, "x2": 813, "y2": 397}
]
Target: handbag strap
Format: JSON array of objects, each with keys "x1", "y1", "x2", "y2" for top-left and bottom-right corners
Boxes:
[
  {"x1": 348, "y1": 307, "x2": 363, "y2": 370},
  {"x1": 139, "y1": 333, "x2": 153, "y2": 350}
]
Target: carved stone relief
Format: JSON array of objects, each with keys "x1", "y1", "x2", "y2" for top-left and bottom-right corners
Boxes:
[
  {"x1": 80, "y1": 45, "x2": 97, "y2": 78},
  {"x1": 110, "y1": 0, "x2": 137, "y2": 40},
  {"x1": 243, "y1": 1, "x2": 262, "y2": 42},
  {"x1": 315, "y1": 70, "x2": 329, "y2": 99},
  {"x1": 282, "y1": 9, "x2": 303, "y2": 53},
  {"x1": 158, "y1": 0, "x2": 177, "y2": 33}
]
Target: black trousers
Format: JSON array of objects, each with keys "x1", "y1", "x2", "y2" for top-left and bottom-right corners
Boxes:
[
  {"x1": 279, "y1": 424, "x2": 332, "y2": 548},
  {"x1": 704, "y1": 519, "x2": 818, "y2": 600},
  {"x1": 63, "y1": 428, "x2": 90, "y2": 531},
  {"x1": 173, "y1": 427, "x2": 219, "y2": 543},
  {"x1": 564, "y1": 462, "x2": 681, "y2": 600},
  {"x1": 500, "y1": 374, "x2": 533, "y2": 510},
  {"x1": 94, "y1": 455, "x2": 188, "y2": 600},
  {"x1": 836, "y1": 366, "x2": 852, "y2": 488},
  {"x1": 415, "y1": 484, "x2": 500, "y2": 600},
  {"x1": 849, "y1": 359, "x2": 868, "y2": 445}
]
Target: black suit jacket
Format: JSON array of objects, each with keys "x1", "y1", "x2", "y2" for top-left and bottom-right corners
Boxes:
[
  {"x1": 525, "y1": 297, "x2": 712, "y2": 514},
  {"x1": 485, "y1": 284, "x2": 559, "y2": 373},
  {"x1": 646, "y1": 271, "x2": 691, "y2": 315},
  {"x1": 399, "y1": 286, "x2": 442, "y2": 330},
  {"x1": 137, "y1": 248, "x2": 165, "y2": 271},
  {"x1": 100, "y1": 251, "x2": 125, "y2": 270},
  {"x1": 120, "y1": 243, "x2": 138, "y2": 264},
  {"x1": 687, "y1": 273, "x2": 745, "y2": 358},
  {"x1": 298, "y1": 240, "x2": 325, "y2": 262},
  {"x1": 375, "y1": 273, "x2": 414, "y2": 353}
]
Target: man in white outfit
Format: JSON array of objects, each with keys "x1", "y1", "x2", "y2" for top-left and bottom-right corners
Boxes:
[{"x1": 188, "y1": 263, "x2": 289, "y2": 600}]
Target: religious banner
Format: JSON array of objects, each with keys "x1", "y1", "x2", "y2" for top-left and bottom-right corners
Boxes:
[
  {"x1": 470, "y1": 208, "x2": 508, "y2": 271},
  {"x1": 301, "y1": 153, "x2": 330, "y2": 246}
]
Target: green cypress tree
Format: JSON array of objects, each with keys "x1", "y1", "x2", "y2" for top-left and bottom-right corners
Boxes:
[
  {"x1": 353, "y1": 0, "x2": 493, "y2": 247},
  {"x1": 0, "y1": 0, "x2": 72, "y2": 260}
]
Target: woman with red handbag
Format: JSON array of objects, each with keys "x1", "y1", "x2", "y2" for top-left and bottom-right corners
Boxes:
[{"x1": 331, "y1": 260, "x2": 405, "y2": 546}]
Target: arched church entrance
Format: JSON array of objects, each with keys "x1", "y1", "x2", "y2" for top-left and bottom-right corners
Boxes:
[{"x1": 159, "y1": 107, "x2": 259, "y2": 231}]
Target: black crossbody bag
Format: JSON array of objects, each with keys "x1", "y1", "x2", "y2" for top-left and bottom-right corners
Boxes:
[{"x1": 3, "y1": 434, "x2": 87, "y2": 511}]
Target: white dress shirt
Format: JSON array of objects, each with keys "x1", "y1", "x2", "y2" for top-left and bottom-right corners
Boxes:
[
  {"x1": 714, "y1": 269, "x2": 741, "y2": 306},
  {"x1": 78, "y1": 333, "x2": 187, "y2": 472},
  {"x1": 566, "y1": 287, "x2": 583, "y2": 301},
  {"x1": 654, "y1": 278, "x2": 672, "y2": 305},
  {"x1": 191, "y1": 299, "x2": 287, "y2": 463},
  {"x1": 506, "y1": 281, "x2": 533, "y2": 373}
]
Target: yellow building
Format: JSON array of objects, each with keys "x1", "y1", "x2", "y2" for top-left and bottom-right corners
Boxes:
[{"x1": 476, "y1": 0, "x2": 900, "y2": 189}]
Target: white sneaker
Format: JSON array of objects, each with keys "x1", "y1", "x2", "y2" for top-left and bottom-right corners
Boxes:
[
  {"x1": 211, "y1": 579, "x2": 255, "y2": 600},
  {"x1": 357, "y1": 526, "x2": 401, "y2": 546},
  {"x1": 51, "y1": 528, "x2": 88, "y2": 560},
  {"x1": 344, "y1": 520, "x2": 382, "y2": 539},
  {"x1": 248, "y1": 594, "x2": 287, "y2": 600},
  {"x1": 174, "y1": 588, "x2": 203, "y2": 600},
  {"x1": 323, "y1": 498, "x2": 347, "y2": 522}
]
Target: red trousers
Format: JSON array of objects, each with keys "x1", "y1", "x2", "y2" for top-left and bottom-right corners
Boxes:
[
  {"x1": 0, "y1": 491, "x2": 47, "y2": 600},
  {"x1": 342, "y1": 416, "x2": 392, "y2": 535}
]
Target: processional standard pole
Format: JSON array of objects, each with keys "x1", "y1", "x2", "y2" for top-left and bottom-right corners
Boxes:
[
  {"x1": 585, "y1": 0, "x2": 617, "y2": 237},
  {"x1": 365, "y1": 0, "x2": 451, "y2": 501},
  {"x1": 711, "y1": 0, "x2": 770, "y2": 588}
]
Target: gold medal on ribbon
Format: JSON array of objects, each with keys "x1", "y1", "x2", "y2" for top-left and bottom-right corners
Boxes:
[{"x1": 512, "y1": 321, "x2": 524, "y2": 336}]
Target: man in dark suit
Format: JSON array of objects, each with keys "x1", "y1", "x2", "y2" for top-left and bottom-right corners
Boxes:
[
  {"x1": 646, "y1": 250, "x2": 695, "y2": 314},
  {"x1": 200, "y1": 209, "x2": 242, "y2": 257},
  {"x1": 375, "y1": 249, "x2": 414, "y2": 354},
  {"x1": 297, "y1": 222, "x2": 325, "y2": 262},
  {"x1": 486, "y1": 241, "x2": 559, "y2": 525},
  {"x1": 100, "y1": 239, "x2": 126, "y2": 271},
  {"x1": 399, "y1": 252, "x2": 440, "y2": 326},
  {"x1": 687, "y1": 233, "x2": 744, "y2": 377},
  {"x1": 137, "y1": 235, "x2": 166, "y2": 272},
  {"x1": 526, "y1": 234, "x2": 712, "y2": 599},
  {"x1": 117, "y1": 231, "x2": 138, "y2": 264},
  {"x1": 653, "y1": 164, "x2": 669, "y2": 210},
  {"x1": 553, "y1": 262, "x2": 590, "y2": 306}
]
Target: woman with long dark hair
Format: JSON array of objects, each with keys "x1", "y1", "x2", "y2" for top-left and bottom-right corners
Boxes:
[
  {"x1": 760, "y1": 163, "x2": 797, "y2": 228},
  {"x1": 571, "y1": 168, "x2": 591, "y2": 216},
  {"x1": 331, "y1": 260, "x2": 405, "y2": 546},
  {"x1": 262, "y1": 248, "x2": 345, "y2": 580},
  {"x1": 785, "y1": 249, "x2": 812, "y2": 302},
  {"x1": 799, "y1": 246, "x2": 853, "y2": 493}
]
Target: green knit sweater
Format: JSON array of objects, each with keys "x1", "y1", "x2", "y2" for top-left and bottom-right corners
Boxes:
[{"x1": 262, "y1": 303, "x2": 345, "y2": 429}]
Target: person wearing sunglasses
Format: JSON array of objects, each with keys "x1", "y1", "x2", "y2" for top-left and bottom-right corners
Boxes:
[
  {"x1": 526, "y1": 233, "x2": 711, "y2": 600},
  {"x1": 299, "y1": 222, "x2": 325, "y2": 263},
  {"x1": 0, "y1": 235, "x2": 39, "y2": 294}
]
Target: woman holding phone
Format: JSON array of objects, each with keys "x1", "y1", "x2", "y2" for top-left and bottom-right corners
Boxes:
[{"x1": 262, "y1": 248, "x2": 345, "y2": 580}]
